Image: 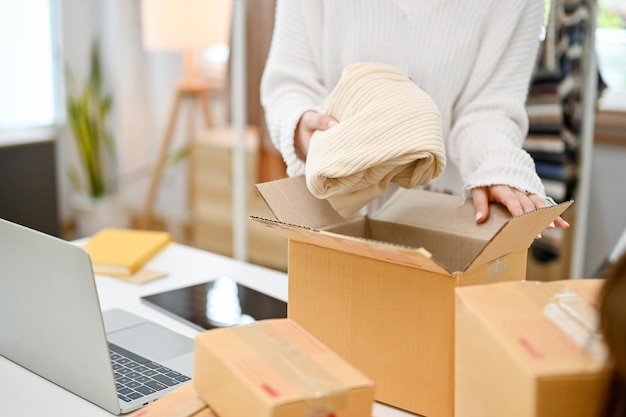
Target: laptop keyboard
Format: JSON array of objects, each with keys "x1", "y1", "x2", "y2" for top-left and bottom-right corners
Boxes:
[{"x1": 109, "y1": 343, "x2": 191, "y2": 403}]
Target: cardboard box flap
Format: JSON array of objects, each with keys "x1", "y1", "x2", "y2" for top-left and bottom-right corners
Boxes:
[
  {"x1": 371, "y1": 187, "x2": 511, "y2": 241},
  {"x1": 255, "y1": 176, "x2": 571, "y2": 273},
  {"x1": 255, "y1": 176, "x2": 351, "y2": 229},
  {"x1": 367, "y1": 188, "x2": 518, "y2": 272},
  {"x1": 252, "y1": 217, "x2": 449, "y2": 275},
  {"x1": 468, "y1": 200, "x2": 573, "y2": 271}
]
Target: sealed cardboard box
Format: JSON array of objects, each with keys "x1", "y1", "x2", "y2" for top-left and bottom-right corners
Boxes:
[
  {"x1": 194, "y1": 318, "x2": 375, "y2": 417},
  {"x1": 455, "y1": 279, "x2": 609, "y2": 417},
  {"x1": 253, "y1": 176, "x2": 572, "y2": 417}
]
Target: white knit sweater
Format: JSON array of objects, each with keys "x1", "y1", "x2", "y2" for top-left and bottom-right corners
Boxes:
[{"x1": 261, "y1": 0, "x2": 547, "y2": 199}]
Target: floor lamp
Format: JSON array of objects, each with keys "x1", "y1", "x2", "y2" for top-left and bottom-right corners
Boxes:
[{"x1": 138, "y1": 0, "x2": 233, "y2": 229}]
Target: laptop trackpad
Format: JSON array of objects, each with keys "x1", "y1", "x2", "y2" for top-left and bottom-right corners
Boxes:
[{"x1": 107, "y1": 321, "x2": 194, "y2": 363}]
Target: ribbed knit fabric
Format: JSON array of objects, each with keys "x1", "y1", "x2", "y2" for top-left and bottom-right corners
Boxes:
[
  {"x1": 305, "y1": 63, "x2": 446, "y2": 217},
  {"x1": 261, "y1": 0, "x2": 548, "y2": 202}
]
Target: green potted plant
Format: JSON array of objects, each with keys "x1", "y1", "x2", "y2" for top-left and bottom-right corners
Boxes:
[{"x1": 65, "y1": 41, "x2": 131, "y2": 236}]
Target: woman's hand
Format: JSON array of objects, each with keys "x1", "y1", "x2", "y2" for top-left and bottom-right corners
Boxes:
[
  {"x1": 294, "y1": 111, "x2": 339, "y2": 161},
  {"x1": 471, "y1": 185, "x2": 569, "y2": 231}
]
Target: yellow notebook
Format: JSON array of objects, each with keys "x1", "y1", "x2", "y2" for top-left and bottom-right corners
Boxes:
[{"x1": 83, "y1": 228, "x2": 173, "y2": 277}]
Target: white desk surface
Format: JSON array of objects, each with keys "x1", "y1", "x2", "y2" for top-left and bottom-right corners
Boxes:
[{"x1": 0, "y1": 242, "x2": 416, "y2": 417}]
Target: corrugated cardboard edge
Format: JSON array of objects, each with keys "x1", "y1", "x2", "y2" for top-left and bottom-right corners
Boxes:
[
  {"x1": 467, "y1": 200, "x2": 573, "y2": 271},
  {"x1": 254, "y1": 176, "x2": 573, "y2": 274},
  {"x1": 255, "y1": 176, "x2": 351, "y2": 229},
  {"x1": 251, "y1": 216, "x2": 450, "y2": 275},
  {"x1": 251, "y1": 201, "x2": 572, "y2": 276}
]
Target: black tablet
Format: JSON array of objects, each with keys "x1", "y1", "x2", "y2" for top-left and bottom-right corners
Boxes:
[{"x1": 140, "y1": 276, "x2": 287, "y2": 331}]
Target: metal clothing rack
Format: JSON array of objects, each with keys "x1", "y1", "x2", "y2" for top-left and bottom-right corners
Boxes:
[
  {"x1": 569, "y1": 0, "x2": 598, "y2": 279},
  {"x1": 526, "y1": 0, "x2": 599, "y2": 278}
]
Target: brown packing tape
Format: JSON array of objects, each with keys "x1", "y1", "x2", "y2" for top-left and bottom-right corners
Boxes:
[
  {"x1": 487, "y1": 256, "x2": 508, "y2": 281},
  {"x1": 231, "y1": 321, "x2": 349, "y2": 415}
]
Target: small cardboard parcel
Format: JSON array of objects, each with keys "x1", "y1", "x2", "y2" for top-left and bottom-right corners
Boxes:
[
  {"x1": 455, "y1": 279, "x2": 609, "y2": 417},
  {"x1": 253, "y1": 176, "x2": 572, "y2": 417},
  {"x1": 194, "y1": 318, "x2": 375, "y2": 417}
]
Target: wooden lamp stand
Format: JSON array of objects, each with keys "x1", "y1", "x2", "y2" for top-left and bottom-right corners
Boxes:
[{"x1": 138, "y1": 51, "x2": 213, "y2": 229}]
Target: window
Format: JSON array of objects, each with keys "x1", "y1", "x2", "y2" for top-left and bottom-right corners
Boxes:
[
  {"x1": 0, "y1": 0, "x2": 59, "y2": 133},
  {"x1": 596, "y1": 0, "x2": 626, "y2": 94}
]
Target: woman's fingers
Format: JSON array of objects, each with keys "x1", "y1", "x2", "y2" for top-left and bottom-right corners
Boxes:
[{"x1": 471, "y1": 185, "x2": 570, "y2": 230}]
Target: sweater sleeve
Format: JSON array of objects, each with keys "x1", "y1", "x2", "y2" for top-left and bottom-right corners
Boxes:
[
  {"x1": 448, "y1": 0, "x2": 548, "y2": 200},
  {"x1": 260, "y1": 0, "x2": 328, "y2": 177}
]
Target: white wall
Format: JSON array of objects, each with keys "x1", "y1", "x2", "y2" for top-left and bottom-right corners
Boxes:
[
  {"x1": 58, "y1": 0, "x2": 189, "y2": 230},
  {"x1": 56, "y1": 0, "x2": 101, "y2": 221},
  {"x1": 584, "y1": 141, "x2": 626, "y2": 276}
]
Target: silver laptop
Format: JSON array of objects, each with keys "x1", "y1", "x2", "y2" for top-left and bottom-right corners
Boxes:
[{"x1": 0, "y1": 218, "x2": 195, "y2": 415}]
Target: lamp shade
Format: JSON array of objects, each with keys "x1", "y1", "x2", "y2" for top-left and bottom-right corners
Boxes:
[{"x1": 140, "y1": 0, "x2": 233, "y2": 51}]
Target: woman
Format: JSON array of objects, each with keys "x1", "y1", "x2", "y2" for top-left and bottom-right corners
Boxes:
[{"x1": 261, "y1": 0, "x2": 569, "y2": 229}]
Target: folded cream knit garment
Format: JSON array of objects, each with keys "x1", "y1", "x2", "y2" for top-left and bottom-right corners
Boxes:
[{"x1": 305, "y1": 62, "x2": 446, "y2": 217}]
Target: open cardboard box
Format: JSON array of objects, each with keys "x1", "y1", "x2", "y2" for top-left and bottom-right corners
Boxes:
[
  {"x1": 253, "y1": 176, "x2": 572, "y2": 417},
  {"x1": 455, "y1": 279, "x2": 609, "y2": 417}
]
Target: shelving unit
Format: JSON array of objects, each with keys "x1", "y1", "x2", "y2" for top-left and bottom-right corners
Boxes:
[
  {"x1": 526, "y1": 0, "x2": 599, "y2": 280},
  {"x1": 190, "y1": 127, "x2": 288, "y2": 271}
]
